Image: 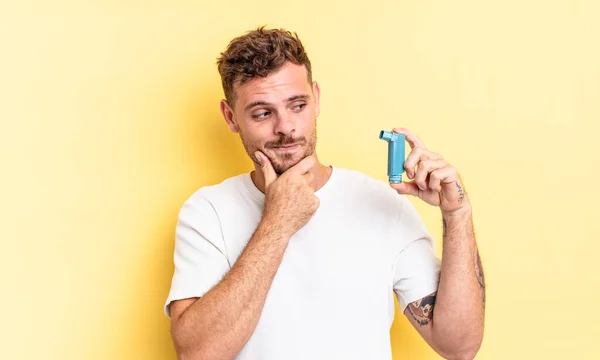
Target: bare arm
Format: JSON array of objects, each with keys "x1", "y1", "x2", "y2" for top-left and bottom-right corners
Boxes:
[
  {"x1": 390, "y1": 128, "x2": 484, "y2": 359},
  {"x1": 403, "y1": 206, "x2": 485, "y2": 360},
  {"x1": 433, "y1": 207, "x2": 484, "y2": 355},
  {"x1": 169, "y1": 219, "x2": 289, "y2": 360},
  {"x1": 169, "y1": 153, "x2": 318, "y2": 360}
]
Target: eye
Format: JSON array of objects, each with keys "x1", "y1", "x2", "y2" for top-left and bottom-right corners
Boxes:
[
  {"x1": 252, "y1": 111, "x2": 271, "y2": 120},
  {"x1": 293, "y1": 103, "x2": 307, "y2": 111}
]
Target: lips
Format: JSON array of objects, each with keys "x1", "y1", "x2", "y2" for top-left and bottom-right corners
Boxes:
[{"x1": 271, "y1": 144, "x2": 301, "y2": 152}]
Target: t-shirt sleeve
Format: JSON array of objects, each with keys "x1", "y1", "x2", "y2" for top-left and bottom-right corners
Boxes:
[
  {"x1": 164, "y1": 197, "x2": 231, "y2": 318},
  {"x1": 392, "y1": 196, "x2": 441, "y2": 313}
]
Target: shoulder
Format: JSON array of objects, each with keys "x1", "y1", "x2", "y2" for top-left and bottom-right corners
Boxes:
[
  {"x1": 185, "y1": 174, "x2": 247, "y2": 207},
  {"x1": 331, "y1": 167, "x2": 408, "y2": 213},
  {"x1": 178, "y1": 174, "x2": 248, "y2": 219},
  {"x1": 333, "y1": 169, "x2": 432, "y2": 246},
  {"x1": 333, "y1": 167, "x2": 402, "y2": 198}
]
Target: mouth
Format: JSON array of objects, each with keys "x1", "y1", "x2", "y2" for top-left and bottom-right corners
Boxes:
[{"x1": 270, "y1": 144, "x2": 301, "y2": 152}]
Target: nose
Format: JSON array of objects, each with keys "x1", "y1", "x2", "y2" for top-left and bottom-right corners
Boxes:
[{"x1": 273, "y1": 112, "x2": 296, "y2": 136}]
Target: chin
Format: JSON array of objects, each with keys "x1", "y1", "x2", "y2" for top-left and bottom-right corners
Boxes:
[
  {"x1": 272, "y1": 158, "x2": 299, "y2": 175},
  {"x1": 271, "y1": 151, "x2": 308, "y2": 175},
  {"x1": 264, "y1": 142, "x2": 315, "y2": 173}
]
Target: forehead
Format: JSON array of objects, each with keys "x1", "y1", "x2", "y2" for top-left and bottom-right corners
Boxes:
[{"x1": 234, "y1": 62, "x2": 311, "y2": 108}]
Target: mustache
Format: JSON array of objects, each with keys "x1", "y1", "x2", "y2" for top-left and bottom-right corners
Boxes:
[{"x1": 265, "y1": 136, "x2": 307, "y2": 148}]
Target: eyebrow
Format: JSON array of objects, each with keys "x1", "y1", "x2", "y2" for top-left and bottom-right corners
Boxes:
[{"x1": 244, "y1": 94, "x2": 310, "y2": 112}]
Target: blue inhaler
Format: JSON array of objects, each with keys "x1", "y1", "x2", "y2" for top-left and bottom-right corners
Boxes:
[{"x1": 379, "y1": 130, "x2": 406, "y2": 183}]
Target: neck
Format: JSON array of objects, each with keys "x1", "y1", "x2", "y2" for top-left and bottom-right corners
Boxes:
[{"x1": 250, "y1": 155, "x2": 332, "y2": 194}]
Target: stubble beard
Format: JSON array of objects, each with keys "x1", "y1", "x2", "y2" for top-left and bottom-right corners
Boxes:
[{"x1": 241, "y1": 128, "x2": 317, "y2": 175}]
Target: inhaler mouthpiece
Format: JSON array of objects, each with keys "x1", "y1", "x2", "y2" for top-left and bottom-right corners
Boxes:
[{"x1": 379, "y1": 130, "x2": 406, "y2": 183}]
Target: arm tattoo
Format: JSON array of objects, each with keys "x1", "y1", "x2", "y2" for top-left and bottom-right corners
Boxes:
[
  {"x1": 406, "y1": 292, "x2": 437, "y2": 326},
  {"x1": 456, "y1": 181, "x2": 465, "y2": 202},
  {"x1": 475, "y1": 252, "x2": 486, "y2": 305},
  {"x1": 443, "y1": 214, "x2": 485, "y2": 306},
  {"x1": 442, "y1": 218, "x2": 447, "y2": 239}
]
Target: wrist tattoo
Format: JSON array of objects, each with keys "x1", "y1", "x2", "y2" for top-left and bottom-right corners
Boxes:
[{"x1": 456, "y1": 181, "x2": 465, "y2": 202}]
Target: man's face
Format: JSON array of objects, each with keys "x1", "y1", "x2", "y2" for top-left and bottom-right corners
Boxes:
[{"x1": 223, "y1": 62, "x2": 320, "y2": 175}]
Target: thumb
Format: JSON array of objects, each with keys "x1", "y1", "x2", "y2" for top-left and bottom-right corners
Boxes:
[
  {"x1": 255, "y1": 151, "x2": 277, "y2": 187},
  {"x1": 390, "y1": 181, "x2": 419, "y2": 197}
]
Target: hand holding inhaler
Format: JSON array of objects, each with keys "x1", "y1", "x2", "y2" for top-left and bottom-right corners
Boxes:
[{"x1": 380, "y1": 128, "x2": 471, "y2": 214}]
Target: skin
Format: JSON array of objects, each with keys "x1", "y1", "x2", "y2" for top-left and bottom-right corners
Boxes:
[
  {"x1": 220, "y1": 61, "x2": 331, "y2": 193},
  {"x1": 391, "y1": 128, "x2": 485, "y2": 360},
  {"x1": 168, "y1": 61, "x2": 485, "y2": 360}
]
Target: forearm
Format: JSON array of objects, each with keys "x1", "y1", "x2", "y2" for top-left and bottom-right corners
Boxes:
[
  {"x1": 172, "y1": 219, "x2": 289, "y2": 360},
  {"x1": 433, "y1": 206, "x2": 485, "y2": 357}
]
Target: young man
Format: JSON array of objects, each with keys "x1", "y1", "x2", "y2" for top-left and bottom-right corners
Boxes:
[{"x1": 164, "y1": 27, "x2": 485, "y2": 360}]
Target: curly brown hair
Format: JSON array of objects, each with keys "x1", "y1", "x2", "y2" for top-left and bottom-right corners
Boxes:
[{"x1": 216, "y1": 26, "x2": 313, "y2": 108}]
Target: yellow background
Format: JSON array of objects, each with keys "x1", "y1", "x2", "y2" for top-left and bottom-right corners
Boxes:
[{"x1": 1, "y1": 1, "x2": 598, "y2": 359}]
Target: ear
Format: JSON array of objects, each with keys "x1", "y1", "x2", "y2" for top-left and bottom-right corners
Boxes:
[
  {"x1": 312, "y1": 81, "x2": 321, "y2": 118},
  {"x1": 220, "y1": 99, "x2": 239, "y2": 133}
]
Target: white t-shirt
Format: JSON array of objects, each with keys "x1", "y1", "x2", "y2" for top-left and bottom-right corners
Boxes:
[{"x1": 164, "y1": 166, "x2": 441, "y2": 360}]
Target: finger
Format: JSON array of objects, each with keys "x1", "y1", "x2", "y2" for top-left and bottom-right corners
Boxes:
[
  {"x1": 404, "y1": 148, "x2": 441, "y2": 179},
  {"x1": 414, "y1": 159, "x2": 447, "y2": 190},
  {"x1": 428, "y1": 166, "x2": 455, "y2": 192},
  {"x1": 302, "y1": 171, "x2": 315, "y2": 190},
  {"x1": 303, "y1": 171, "x2": 314, "y2": 185},
  {"x1": 390, "y1": 181, "x2": 420, "y2": 197},
  {"x1": 289, "y1": 155, "x2": 316, "y2": 175},
  {"x1": 255, "y1": 151, "x2": 277, "y2": 187},
  {"x1": 392, "y1": 127, "x2": 425, "y2": 149}
]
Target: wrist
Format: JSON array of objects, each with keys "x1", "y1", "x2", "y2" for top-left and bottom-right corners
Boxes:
[
  {"x1": 258, "y1": 215, "x2": 291, "y2": 243},
  {"x1": 441, "y1": 204, "x2": 472, "y2": 223}
]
